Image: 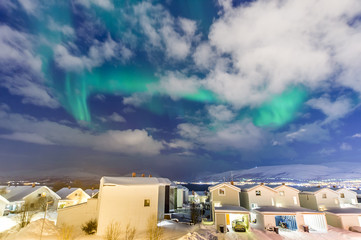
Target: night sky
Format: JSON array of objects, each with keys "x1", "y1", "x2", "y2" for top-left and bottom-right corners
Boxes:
[{"x1": 1, "y1": 0, "x2": 361, "y2": 180}]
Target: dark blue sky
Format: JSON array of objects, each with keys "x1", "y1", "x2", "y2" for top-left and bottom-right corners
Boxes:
[{"x1": 1, "y1": 0, "x2": 361, "y2": 180}]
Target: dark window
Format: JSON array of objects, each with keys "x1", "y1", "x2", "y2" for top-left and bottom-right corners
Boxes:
[
  {"x1": 256, "y1": 190, "x2": 261, "y2": 196},
  {"x1": 340, "y1": 193, "x2": 345, "y2": 198},
  {"x1": 144, "y1": 199, "x2": 150, "y2": 207},
  {"x1": 30, "y1": 203, "x2": 34, "y2": 208},
  {"x1": 322, "y1": 194, "x2": 327, "y2": 199},
  {"x1": 38, "y1": 193, "x2": 41, "y2": 197}
]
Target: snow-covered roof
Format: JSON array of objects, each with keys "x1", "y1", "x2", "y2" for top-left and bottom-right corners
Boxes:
[
  {"x1": 326, "y1": 208, "x2": 361, "y2": 215},
  {"x1": 56, "y1": 188, "x2": 85, "y2": 199},
  {"x1": 241, "y1": 184, "x2": 277, "y2": 193},
  {"x1": 335, "y1": 188, "x2": 357, "y2": 194},
  {"x1": 273, "y1": 185, "x2": 300, "y2": 193},
  {"x1": 254, "y1": 206, "x2": 321, "y2": 214},
  {"x1": 101, "y1": 176, "x2": 171, "y2": 186},
  {"x1": 208, "y1": 182, "x2": 240, "y2": 192},
  {"x1": 215, "y1": 205, "x2": 249, "y2": 213},
  {"x1": 84, "y1": 189, "x2": 99, "y2": 197},
  {"x1": 194, "y1": 191, "x2": 207, "y2": 196},
  {"x1": 299, "y1": 187, "x2": 338, "y2": 195},
  {"x1": 3, "y1": 186, "x2": 60, "y2": 202},
  {"x1": 0, "y1": 195, "x2": 9, "y2": 204}
]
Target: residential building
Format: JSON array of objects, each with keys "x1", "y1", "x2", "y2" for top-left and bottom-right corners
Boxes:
[
  {"x1": 299, "y1": 188, "x2": 340, "y2": 211},
  {"x1": 0, "y1": 195, "x2": 9, "y2": 216},
  {"x1": 209, "y1": 183, "x2": 249, "y2": 232},
  {"x1": 336, "y1": 188, "x2": 358, "y2": 208},
  {"x1": 84, "y1": 189, "x2": 99, "y2": 198},
  {"x1": 3, "y1": 185, "x2": 60, "y2": 212},
  {"x1": 325, "y1": 208, "x2": 361, "y2": 230},
  {"x1": 56, "y1": 187, "x2": 91, "y2": 208},
  {"x1": 251, "y1": 206, "x2": 328, "y2": 232},
  {"x1": 273, "y1": 184, "x2": 300, "y2": 207},
  {"x1": 96, "y1": 176, "x2": 171, "y2": 235},
  {"x1": 240, "y1": 183, "x2": 278, "y2": 210},
  {"x1": 188, "y1": 191, "x2": 208, "y2": 204}
]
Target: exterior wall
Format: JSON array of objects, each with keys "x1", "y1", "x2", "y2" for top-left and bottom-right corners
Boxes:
[
  {"x1": 176, "y1": 188, "x2": 183, "y2": 208},
  {"x1": 97, "y1": 184, "x2": 161, "y2": 236},
  {"x1": 158, "y1": 185, "x2": 165, "y2": 219},
  {"x1": 299, "y1": 194, "x2": 318, "y2": 210},
  {"x1": 215, "y1": 213, "x2": 226, "y2": 232},
  {"x1": 211, "y1": 185, "x2": 239, "y2": 206},
  {"x1": 67, "y1": 189, "x2": 90, "y2": 204},
  {"x1": 337, "y1": 189, "x2": 358, "y2": 207},
  {"x1": 325, "y1": 213, "x2": 342, "y2": 229},
  {"x1": 335, "y1": 215, "x2": 361, "y2": 230},
  {"x1": 23, "y1": 187, "x2": 59, "y2": 210},
  {"x1": 0, "y1": 200, "x2": 7, "y2": 216},
  {"x1": 314, "y1": 189, "x2": 340, "y2": 210},
  {"x1": 246, "y1": 186, "x2": 276, "y2": 210},
  {"x1": 250, "y1": 212, "x2": 264, "y2": 230},
  {"x1": 240, "y1": 192, "x2": 250, "y2": 209},
  {"x1": 57, "y1": 198, "x2": 98, "y2": 229},
  {"x1": 274, "y1": 186, "x2": 300, "y2": 207}
]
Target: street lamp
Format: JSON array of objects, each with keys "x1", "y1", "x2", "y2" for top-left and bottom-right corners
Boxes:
[{"x1": 39, "y1": 192, "x2": 53, "y2": 240}]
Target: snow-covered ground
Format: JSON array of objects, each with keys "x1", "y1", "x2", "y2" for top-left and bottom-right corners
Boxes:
[{"x1": 1, "y1": 218, "x2": 361, "y2": 240}]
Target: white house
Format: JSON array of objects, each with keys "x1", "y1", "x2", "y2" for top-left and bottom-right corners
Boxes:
[
  {"x1": 96, "y1": 176, "x2": 171, "y2": 236},
  {"x1": 0, "y1": 195, "x2": 9, "y2": 216},
  {"x1": 273, "y1": 184, "x2": 300, "y2": 207},
  {"x1": 240, "y1": 184, "x2": 278, "y2": 210},
  {"x1": 251, "y1": 206, "x2": 328, "y2": 233},
  {"x1": 325, "y1": 208, "x2": 361, "y2": 230},
  {"x1": 188, "y1": 191, "x2": 208, "y2": 204},
  {"x1": 84, "y1": 189, "x2": 99, "y2": 198},
  {"x1": 3, "y1": 186, "x2": 60, "y2": 212},
  {"x1": 56, "y1": 187, "x2": 91, "y2": 208},
  {"x1": 209, "y1": 183, "x2": 249, "y2": 232},
  {"x1": 299, "y1": 188, "x2": 340, "y2": 211},
  {"x1": 336, "y1": 188, "x2": 358, "y2": 208}
]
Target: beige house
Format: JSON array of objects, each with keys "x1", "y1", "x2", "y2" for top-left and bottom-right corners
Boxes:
[
  {"x1": 299, "y1": 188, "x2": 340, "y2": 211},
  {"x1": 209, "y1": 183, "x2": 249, "y2": 232},
  {"x1": 325, "y1": 208, "x2": 361, "y2": 230},
  {"x1": 240, "y1": 184, "x2": 278, "y2": 210},
  {"x1": 0, "y1": 195, "x2": 9, "y2": 216},
  {"x1": 96, "y1": 176, "x2": 171, "y2": 236},
  {"x1": 273, "y1": 184, "x2": 300, "y2": 207},
  {"x1": 56, "y1": 187, "x2": 91, "y2": 208},
  {"x1": 251, "y1": 206, "x2": 328, "y2": 232},
  {"x1": 3, "y1": 186, "x2": 60, "y2": 212},
  {"x1": 336, "y1": 188, "x2": 358, "y2": 208}
]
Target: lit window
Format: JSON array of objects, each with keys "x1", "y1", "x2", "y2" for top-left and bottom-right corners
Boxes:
[
  {"x1": 322, "y1": 194, "x2": 327, "y2": 199},
  {"x1": 256, "y1": 190, "x2": 261, "y2": 196},
  {"x1": 340, "y1": 193, "x2": 345, "y2": 198},
  {"x1": 219, "y1": 188, "x2": 225, "y2": 196},
  {"x1": 144, "y1": 199, "x2": 150, "y2": 207},
  {"x1": 214, "y1": 202, "x2": 222, "y2": 207},
  {"x1": 293, "y1": 196, "x2": 297, "y2": 205},
  {"x1": 334, "y1": 199, "x2": 339, "y2": 204},
  {"x1": 279, "y1": 191, "x2": 285, "y2": 196},
  {"x1": 251, "y1": 203, "x2": 258, "y2": 209}
]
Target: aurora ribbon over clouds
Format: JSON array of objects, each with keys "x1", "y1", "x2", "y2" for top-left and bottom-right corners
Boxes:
[{"x1": 1, "y1": 0, "x2": 361, "y2": 178}]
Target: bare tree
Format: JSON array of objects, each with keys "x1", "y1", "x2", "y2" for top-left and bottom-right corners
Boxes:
[
  {"x1": 57, "y1": 224, "x2": 74, "y2": 240},
  {"x1": 17, "y1": 204, "x2": 34, "y2": 228},
  {"x1": 146, "y1": 215, "x2": 163, "y2": 240},
  {"x1": 125, "y1": 223, "x2": 136, "y2": 240},
  {"x1": 104, "y1": 222, "x2": 122, "y2": 240}
]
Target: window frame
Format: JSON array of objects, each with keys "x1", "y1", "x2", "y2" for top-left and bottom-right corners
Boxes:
[{"x1": 144, "y1": 199, "x2": 150, "y2": 207}]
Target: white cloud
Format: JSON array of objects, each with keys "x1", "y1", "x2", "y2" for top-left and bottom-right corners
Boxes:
[
  {"x1": 197, "y1": 0, "x2": 361, "y2": 109},
  {"x1": 307, "y1": 96, "x2": 353, "y2": 122},
  {"x1": 319, "y1": 148, "x2": 336, "y2": 156},
  {"x1": 207, "y1": 105, "x2": 235, "y2": 122},
  {"x1": 0, "y1": 110, "x2": 164, "y2": 155},
  {"x1": 0, "y1": 132, "x2": 54, "y2": 145},
  {"x1": 18, "y1": 0, "x2": 38, "y2": 15},
  {"x1": 158, "y1": 72, "x2": 200, "y2": 100},
  {"x1": 340, "y1": 142, "x2": 352, "y2": 151},
  {"x1": 167, "y1": 139, "x2": 194, "y2": 150},
  {"x1": 75, "y1": 0, "x2": 113, "y2": 10},
  {"x1": 123, "y1": 93, "x2": 150, "y2": 107},
  {"x1": 352, "y1": 133, "x2": 361, "y2": 138},
  {"x1": 286, "y1": 123, "x2": 330, "y2": 143},
  {"x1": 99, "y1": 112, "x2": 126, "y2": 123}
]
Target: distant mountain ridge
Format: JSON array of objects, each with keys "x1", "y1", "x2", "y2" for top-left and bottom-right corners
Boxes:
[{"x1": 197, "y1": 162, "x2": 361, "y2": 182}]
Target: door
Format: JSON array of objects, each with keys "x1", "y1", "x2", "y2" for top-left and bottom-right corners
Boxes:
[
  {"x1": 303, "y1": 214, "x2": 327, "y2": 232},
  {"x1": 275, "y1": 215, "x2": 297, "y2": 230}
]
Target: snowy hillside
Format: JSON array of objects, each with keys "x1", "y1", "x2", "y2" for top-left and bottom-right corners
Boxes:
[{"x1": 197, "y1": 162, "x2": 361, "y2": 182}]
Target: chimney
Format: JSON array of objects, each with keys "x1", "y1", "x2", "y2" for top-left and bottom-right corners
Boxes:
[
  {"x1": 192, "y1": 190, "x2": 195, "y2": 195},
  {"x1": 68, "y1": 185, "x2": 71, "y2": 189},
  {"x1": 32, "y1": 183, "x2": 35, "y2": 188},
  {"x1": 149, "y1": 174, "x2": 152, "y2": 178},
  {"x1": 260, "y1": 183, "x2": 264, "y2": 186},
  {"x1": 132, "y1": 172, "x2": 136, "y2": 177},
  {"x1": 141, "y1": 174, "x2": 145, "y2": 177},
  {"x1": 282, "y1": 183, "x2": 285, "y2": 185},
  {"x1": 333, "y1": 185, "x2": 336, "y2": 188},
  {"x1": 230, "y1": 181, "x2": 234, "y2": 185}
]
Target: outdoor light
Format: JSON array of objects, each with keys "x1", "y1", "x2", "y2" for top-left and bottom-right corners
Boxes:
[{"x1": 41, "y1": 192, "x2": 46, "y2": 197}]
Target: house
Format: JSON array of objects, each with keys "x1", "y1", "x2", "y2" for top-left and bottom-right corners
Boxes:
[
  {"x1": 84, "y1": 189, "x2": 99, "y2": 198},
  {"x1": 56, "y1": 187, "x2": 90, "y2": 208},
  {"x1": 251, "y1": 206, "x2": 328, "y2": 233},
  {"x1": 336, "y1": 188, "x2": 358, "y2": 208},
  {"x1": 96, "y1": 176, "x2": 171, "y2": 235},
  {"x1": 0, "y1": 195, "x2": 9, "y2": 216},
  {"x1": 273, "y1": 184, "x2": 300, "y2": 207},
  {"x1": 3, "y1": 186, "x2": 60, "y2": 212},
  {"x1": 188, "y1": 191, "x2": 208, "y2": 204},
  {"x1": 209, "y1": 183, "x2": 249, "y2": 232},
  {"x1": 325, "y1": 208, "x2": 361, "y2": 230},
  {"x1": 299, "y1": 188, "x2": 340, "y2": 211},
  {"x1": 240, "y1": 183, "x2": 278, "y2": 210}
]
